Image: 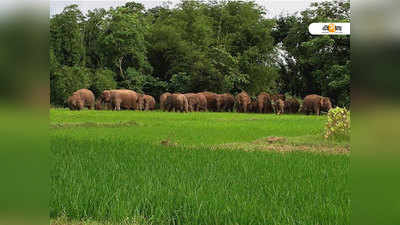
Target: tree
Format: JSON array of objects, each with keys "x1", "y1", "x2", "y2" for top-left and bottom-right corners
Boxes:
[
  {"x1": 50, "y1": 66, "x2": 91, "y2": 106},
  {"x1": 50, "y1": 5, "x2": 85, "y2": 66},
  {"x1": 99, "y1": 7, "x2": 152, "y2": 80},
  {"x1": 90, "y1": 69, "x2": 117, "y2": 97},
  {"x1": 83, "y1": 8, "x2": 107, "y2": 69},
  {"x1": 272, "y1": 0, "x2": 350, "y2": 106}
]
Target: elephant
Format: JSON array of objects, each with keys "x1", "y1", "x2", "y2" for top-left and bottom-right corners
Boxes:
[
  {"x1": 235, "y1": 91, "x2": 251, "y2": 113},
  {"x1": 302, "y1": 94, "x2": 332, "y2": 115},
  {"x1": 160, "y1": 92, "x2": 172, "y2": 111},
  {"x1": 257, "y1": 92, "x2": 272, "y2": 113},
  {"x1": 172, "y1": 93, "x2": 189, "y2": 113},
  {"x1": 199, "y1": 91, "x2": 220, "y2": 112},
  {"x1": 248, "y1": 98, "x2": 258, "y2": 113},
  {"x1": 95, "y1": 98, "x2": 112, "y2": 110},
  {"x1": 95, "y1": 99, "x2": 103, "y2": 110},
  {"x1": 195, "y1": 93, "x2": 208, "y2": 112},
  {"x1": 67, "y1": 89, "x2": 95, "y2": 110},
  {"x1": 272, "y1": 99, "x2": 285, "y2": 115},
  {"x1": 271, "y1": 94, "x2": 286, "y2": 101},
  {"x1": 218, "y1": 93, "x2": 235, "y2": 112},
  {"x1": 284, "y1": 98, "x2": 300, "y2": 114},
  {"x1": 140, "y1": 94, "x2": 156, "y2": 111},
  {"x1": 164, "y1": 95, "x2": 175, "y2": 112},
  {"x1": 184, "y1": 93, "x2": 200, "y2": 112},
  {"x1": 100, "y1": 89, "x2": 138, "y2": 111}
]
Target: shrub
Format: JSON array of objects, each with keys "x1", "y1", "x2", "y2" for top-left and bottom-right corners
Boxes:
[
  {"x1": 167, "y1": 72, "x2": 191, "y2": 93},
  {"x1": 324, "y1": 107, "x2": 350, "y2": 140},
  {"x1": 121, "y1": 67, "x2": 167, "y2": 96},
  {"x1": 90, "y1": 69, "x2": 117, "y2": 97},
  {"x1": 50, "y1": 66, "x2": 91, "y2": 106}
]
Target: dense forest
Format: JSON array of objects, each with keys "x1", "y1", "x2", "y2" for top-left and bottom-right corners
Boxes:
[{"x1": 50, "y1": 0, "x2": 350, "y2": 107}]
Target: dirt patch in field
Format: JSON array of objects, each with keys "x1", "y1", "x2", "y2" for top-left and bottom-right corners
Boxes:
[
  {"x1": 211, "y1": 136, "x2": 350, "y2": 154},
  {"x1": 50, "y1": 121, "x2": 141, "y2": 129},
  {"x1": 160, "y1": 139, "x2": 178, "y2": 147}
]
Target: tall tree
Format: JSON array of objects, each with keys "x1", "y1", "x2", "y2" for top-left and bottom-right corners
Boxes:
[
  {"x1": 50, "y1": 5, "x2": 85, "y2": 66},
  {"x1": 99, "y1": 6, "x2": 152, "y2": 82},
  {"x1": 272, "y1": 0, "x2": 350, "y2": 106}
]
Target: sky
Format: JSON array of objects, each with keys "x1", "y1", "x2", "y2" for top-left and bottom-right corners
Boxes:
[{"x1": 50, "y1": 0, "x2": 324, "y2": 18}]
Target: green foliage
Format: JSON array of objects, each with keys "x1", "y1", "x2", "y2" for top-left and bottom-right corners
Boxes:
[
  {"x1": 50, "y1": 66, "x2": 91, "y2": 106},
  {"x1": 168, "y1": 72, "x2": 191, "y2": 93},
  {"x1": 90, "y1": 69, "x2": 117, "y2": 97},
  {"x1": 122, "y1": 67, "x2": 167, "y2": 96},
  {"x1": 83, "y1": 8, "x2": 107, "y2": 69},
  {"x1": 49, "y1": 0, "x2": 350, "y2": 107},
  {"x1": 99, "y1": 7, "x2": 152, "y2": 79},
  {"x1": 325, "y1": 107, "x2": 350, "y2": 140},
  {"x1": 272, "y1": 0, "x2": 350, "y2": 106},
  {"x1": 50, "y1": 5, "x2": 85, "y2": 66}
]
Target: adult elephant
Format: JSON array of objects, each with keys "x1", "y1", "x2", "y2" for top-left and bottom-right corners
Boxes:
[
  {"x1": 219, "y1": 93, "x2": 235, "y2": 112},
  {"x1": 195, "y1": 93, "x2": 208, "y2": 112},
  {"x1": 302, "y1": 94, "x2": 332, "y2": 115},
  {"x1": 257, "y1": 92, "x2": 272, "y2": 113},
  {"x1": 173, "y1": 93, "x2": 189, "y2": 113},
  {"x1": 184, "y1": 93, "x2": 200, "y2": 112},
  {"x1": 284, "y1": 98, "x2": 300, "y2": 114},
  {"x1": 164, "y1": 95, "x2": 175, "y2": 112},
  {"x1": 272, "y1": 99, "x2": 285, "y2": 115},
  {"x1": 67, "y1": 88, "x2": 95, "y2": 110},
  {"x1": 141, "y1": 94, "x2": 156, "y2": 111},
  {"x1": 235, "y1": 91, "x2": 251, "y2": 113},
  {"x1": 159, "y1": 92, "x2": 171, "y2": 111},
  {"x1": 100, "y1": 89, "x2": 138, "y2": 111},
  {"x1": 199, "y1": 91, "x2": 220, "y2": 112}
]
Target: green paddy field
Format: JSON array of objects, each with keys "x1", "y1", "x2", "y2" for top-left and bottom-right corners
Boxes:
[{"x1": 50, "y1": 109, "x2": 349, "y2": 225}]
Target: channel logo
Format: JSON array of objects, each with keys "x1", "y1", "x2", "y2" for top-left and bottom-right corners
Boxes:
[{"x1": 309, "y1": 23, "x2": 350, "y2": 35}]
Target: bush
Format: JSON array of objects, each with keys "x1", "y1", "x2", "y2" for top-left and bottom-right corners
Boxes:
[
  {"x1": 167, "y1": 72, "x2": 191, "y2": 93},
  {"x1": 90, "y1": 69, "x2": 117, "y2": 97},
  {"x1": 50, "y1": 66, "x2": 91, "y2": 106},
  {"x1": 121, "y1": 67, "x2": 167, "y2": 96},
  {"x1": 324, "y1": 107, "x2": 350, "y2": 140}
]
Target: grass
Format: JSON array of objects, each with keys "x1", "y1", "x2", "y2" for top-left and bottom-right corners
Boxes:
[{"x1": 50, "y1": 109, "x2": 350, "y2": 225}]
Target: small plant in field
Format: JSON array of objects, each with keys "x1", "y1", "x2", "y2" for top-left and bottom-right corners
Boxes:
[{"x1": 324, "y1": 107, "x2": 350, "y2": 140}]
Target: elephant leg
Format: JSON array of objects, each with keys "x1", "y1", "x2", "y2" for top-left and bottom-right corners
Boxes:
[{"x1": 115, "y1": 100, "x2": 121, "y2": 111}]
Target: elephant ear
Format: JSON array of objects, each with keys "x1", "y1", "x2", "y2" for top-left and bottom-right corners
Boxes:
[{"x1": 319, "y1": 98, "x2": 324, "y2": 106}]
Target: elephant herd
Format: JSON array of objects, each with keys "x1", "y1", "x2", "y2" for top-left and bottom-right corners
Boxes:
[{"x1": 67, "y1": 89, "x2": 332, "y2": 116}]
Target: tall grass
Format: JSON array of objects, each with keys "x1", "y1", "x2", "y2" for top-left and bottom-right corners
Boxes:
[{"x1": 50, "y1": 109, "x2": 349, "y2": 225}]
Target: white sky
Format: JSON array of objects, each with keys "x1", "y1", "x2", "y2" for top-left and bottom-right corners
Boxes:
[{"x1": 50, "y1": 0, "x2": 325, "y2": 18}]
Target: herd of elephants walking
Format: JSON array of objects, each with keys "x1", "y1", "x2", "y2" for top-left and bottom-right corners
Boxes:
[{"x1": 67, "y1": 89, "x2": 333, "y2": 116}]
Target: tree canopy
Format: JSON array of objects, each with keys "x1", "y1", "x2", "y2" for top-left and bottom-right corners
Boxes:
[{"x1": 50, "y1": 0, "x2": 350, "y2": 107}]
